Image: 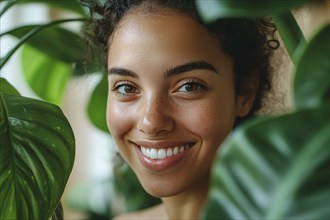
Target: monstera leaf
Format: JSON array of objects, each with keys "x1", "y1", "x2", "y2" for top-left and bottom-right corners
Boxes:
[
  {"x1": 202, "y1": 104, "x2": 329, "y2": 220},
  {"x1": 0, "y1": 79, "x2": 75, "y2": 220}
]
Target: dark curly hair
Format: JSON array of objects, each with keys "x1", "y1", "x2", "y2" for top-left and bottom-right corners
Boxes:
[{"x1": 81, "y1": 0, "x2": 279, "y2": 124}]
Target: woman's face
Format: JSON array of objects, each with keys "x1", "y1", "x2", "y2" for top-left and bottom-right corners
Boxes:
[{"x1": 107, "y1": 9, "x2": 251, "y2": 197}]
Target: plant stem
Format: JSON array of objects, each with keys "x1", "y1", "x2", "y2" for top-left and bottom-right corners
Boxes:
[
  {"x1": 0, "y1": 18, "x2": 85, "y2": 69},
  {"x1": 272, "y1": 11, "x2": 306, "y2": 65},
  {"x1": 0, "y1": 0, "x2": 18, "y2": 16}
]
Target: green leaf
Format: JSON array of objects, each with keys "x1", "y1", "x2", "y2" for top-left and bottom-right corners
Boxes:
[
  {"x1": 16, "y1": 0, "x2": 87, "y2": 16},
  {"x1": 51, "y1": 202, "x2": 64, "y2": 220},
  {"x1": 196, "y1": 0, "x2": 309, "y2": 21},
  {"x1": 202, "y1": 105, "x2": 329, "y2": 220},
  {"x1": 294, "y1": 24, "x2": 330, "y2": 109},
  {"x1": 195, "y1": 1, "x2": 307, "y2": 64},
  {"x1": 0, "y1": 18, "x2": 85, "y2": 69},
  {"x1": 4, "y1": 24, "x2": 85, "y2": 63},
  {"x1": 0, "y1": 93, "x2": 75, "y2": 220},
  {"x1": 87, "y1": 76, "x2": 109, "y2": 132},
  {"x1": 0, "y1": 78, "x2": 20, "y2": 96},
  {"x1": 21, "y1": 44, "x2": 72, "y2": 105}
]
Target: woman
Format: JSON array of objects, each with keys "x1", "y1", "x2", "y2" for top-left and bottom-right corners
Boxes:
[{"x1": 83, "y1": 0, "x2": 277, "y2": 219}]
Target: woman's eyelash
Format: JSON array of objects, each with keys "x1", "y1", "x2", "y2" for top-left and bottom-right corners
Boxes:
[
  {"x1": 177, "y1": 80, "x2": 207, "y2": 92},
  {"x1": 111, "y1": 81, "x2": 138, "y2": 94}
]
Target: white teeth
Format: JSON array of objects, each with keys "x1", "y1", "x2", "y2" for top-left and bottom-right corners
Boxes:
[
  {"x1": 140, "y1": 145, "x2": 191, "y2": 160},
  {"x1": 166, "y1": 148, "x2": 173, "y2": 157},
  {"x1": 150, "y1": 149, "x2": 157, "y2": 159},
  {"x1": 173, "y1": 147, "x2": 179, "y2": 155},
  {"x1": 158, "y1": 149, "x2": 166, "y2": 159}
]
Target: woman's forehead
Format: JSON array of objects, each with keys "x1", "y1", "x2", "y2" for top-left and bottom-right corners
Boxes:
[
  {"x1": 109, "y1": 8, "x2": 202, "y2": 43},
  {"x1": 107, "y1": 9, "x2": 226, "y2": 68}
]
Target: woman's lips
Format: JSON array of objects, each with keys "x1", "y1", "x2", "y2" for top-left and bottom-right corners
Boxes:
[{"x1": 133, "y1": 142, "x2": 194, "y2": 172}]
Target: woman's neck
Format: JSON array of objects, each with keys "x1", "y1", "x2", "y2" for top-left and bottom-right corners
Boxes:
[{"x1": 161, "y1": 176, "x2": 210, "y2": 219}]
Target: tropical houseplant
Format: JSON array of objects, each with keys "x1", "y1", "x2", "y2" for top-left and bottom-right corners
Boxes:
[
  {"x1": 0, "y1": 0, "x2": 328, "y2": 219},
  {"x1": 197, "y1": 1, "x2": 329, "y2": 219},
  {"x1": 1, "y1": 0, "x2": 157, "y2": 219}
]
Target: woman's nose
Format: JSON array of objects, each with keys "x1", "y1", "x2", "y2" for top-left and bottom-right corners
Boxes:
[{"x1": 137, "y1": 96, "x2": 175, "y2": 136}]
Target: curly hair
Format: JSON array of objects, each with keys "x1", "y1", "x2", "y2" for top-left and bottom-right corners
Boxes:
[{"x1": 81, "y1": 0, "x2": 279, "y2": 124}]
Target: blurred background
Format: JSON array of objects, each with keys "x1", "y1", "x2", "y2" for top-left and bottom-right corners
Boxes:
[{"x1": 0, "y1": 0, "x2": 328, "y2": 219}]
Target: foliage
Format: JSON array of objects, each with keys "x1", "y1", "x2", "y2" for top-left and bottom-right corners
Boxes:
[
  {"x1": 0, "y1": 0, "x2": 329, "y2": 219},
  {"x1": 0, "y1": 0, "x2": 107, "y2": 131},
  {"x1": 0, "y1": 78, "x2": 75, "y2": 219},
  {"x1": 199, "y1": 1, "x2": 330, "y2": 219},
  {"x1": 0, "y1": 0, "x2": 147, "y2": 218}
]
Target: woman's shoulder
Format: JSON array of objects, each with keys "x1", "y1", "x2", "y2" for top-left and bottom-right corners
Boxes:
[{"x1": 113, "y1": 203, "x2": 167, "y2": 220}]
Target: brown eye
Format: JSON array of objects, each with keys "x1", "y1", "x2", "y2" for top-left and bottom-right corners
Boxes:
[
  {"x1": 178, "y1": 82, "x2": 206, "y2": 93},
  {"x1": 113, "y1": 82, "x2": 139, "y2": 95},
  {"x1": 121, "y1": 85, "x2": 136, "y2": 93}
]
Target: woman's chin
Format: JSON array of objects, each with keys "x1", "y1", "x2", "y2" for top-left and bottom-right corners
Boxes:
[
  {"x1": 143, "y1": 186, "x2": 179, "y2": 198},
  {"x1": 138, "y1": 178, "x2": 187, "y2": 198}
]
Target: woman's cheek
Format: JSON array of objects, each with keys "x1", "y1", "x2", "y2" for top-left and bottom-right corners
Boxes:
[
  {"x1": 106, "y1": 103, "x2": 132, "y2": 137},
  {"x1": 182, "y1": 100, "x2": 235, "y2": 144}
]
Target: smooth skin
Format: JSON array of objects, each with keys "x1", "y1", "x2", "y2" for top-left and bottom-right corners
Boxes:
[{"x1": 107, "y1": 8, "x2": 256, "y2": 219}]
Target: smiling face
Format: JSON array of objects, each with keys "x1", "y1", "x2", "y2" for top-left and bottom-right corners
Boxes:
[{"x1": 107, "y1": 8, "x2": 252, "y2": 197}]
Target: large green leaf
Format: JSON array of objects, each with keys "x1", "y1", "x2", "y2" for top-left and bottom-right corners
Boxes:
[
  {"x1": 0, "y1": 93, "x2": 75, "y2": 220},
  {"x1": 87, "y1": 76, "x2": 109, "y2": 132},
  {"x1": 202, "y1": 105, "x2": 329, "y2": 219},
  {"x1": 21, "y1": 44, "x2": 72, "y2": 105},
  {"x1": 16, "y1": 0, "x2": 87, "y2": 16},
  {"x1": 196, "y1": 0, "x2": 308, "y2": 21},
  {"x1": 4, "y1": 24, "x2": 85, "y2": 63},
  {"x1": 294, "y1": 24, "x2": 330, "y2": 109},
  {"x1": 0, "y1": 18, "x2": 85, "y2": 69}
]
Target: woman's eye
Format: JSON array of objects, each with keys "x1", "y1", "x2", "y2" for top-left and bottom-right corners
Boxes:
[
  {"x1": 113, "y1": 83, "x2": 139, "y2": 95},
  {"x1": 177, "y1": 82, "x2": 206, "y2": 93}
]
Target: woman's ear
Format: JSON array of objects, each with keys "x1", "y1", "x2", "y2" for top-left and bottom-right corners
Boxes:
[{"x1": 235, "y1": 74, "x2": 259, "y2": 117}]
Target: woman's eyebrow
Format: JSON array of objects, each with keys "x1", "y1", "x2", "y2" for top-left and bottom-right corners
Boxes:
[
  {"x1": 108, "y1": 67, "x2": 139, "y2": 78},
  {"x1": 164, "y1": 60, "x2": 219, "y2": 78},
  {"x1": 107, "y1": 60, "x2": 218, "y2": 78}
]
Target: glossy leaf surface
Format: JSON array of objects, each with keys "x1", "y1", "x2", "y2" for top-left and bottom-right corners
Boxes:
[
  {"x1": 201, "y1": 105, "x2": 329, "y2": 219},
  {"x1": 0, "y1": 93, "x2": 75, "y2": 220},
  {"x1": 87, "y1": 76, "x2": 109, "y2": 132},
  {"x1": 21, "y1": 44, "x2": 72, "y2": 105},
  {"x1": 294, "y1": 24, "x2": 330, "y2": 109}
]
